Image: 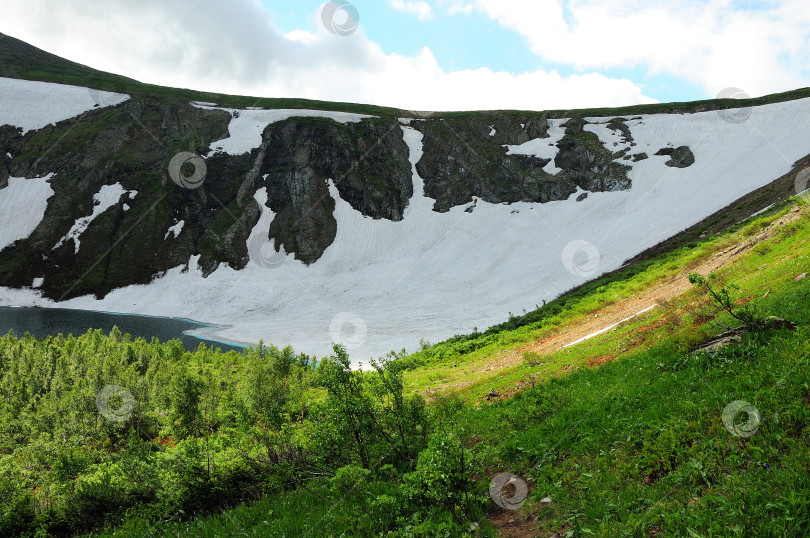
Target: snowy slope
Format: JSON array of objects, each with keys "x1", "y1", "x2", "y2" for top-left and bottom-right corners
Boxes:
[
  {"x1": 0, "y1": 175, "x2": 54, "y2": 251},
  {"x1": 191, "y1": 103, "x2": 374, "y2": 155},
  {"x1": 3, "y1": 96, "x2": 810, "y2": 365},
  {"x1": 0, "y1": 77, "x2": 129, "y2": 134}
]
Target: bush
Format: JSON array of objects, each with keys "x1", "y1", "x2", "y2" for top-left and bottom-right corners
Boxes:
[
  {"x1": 0, "y1": 481, "x2": 36, "y2": 537},
  {"x1": 313, "y1": 345, "x2": 430, "y2": 472},
  {"x1": 402, "y1": 431, "x2": 483, "y2": 524},
  {"x1": 330, "y1": 464, "x2": 371, "y2": 499}
]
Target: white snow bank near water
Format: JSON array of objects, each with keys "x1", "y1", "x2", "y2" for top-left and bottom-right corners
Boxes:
[
  {"x1": 0, "y1": 175, "x2": 54, "y2": 251},
  {"x1": 5, "y1": 97, "x2": 810, "y2": 365},
  {"x1": 53, "y1": 184, "x2": 134, "y2": 254},
  {"x1": 0, "y1": 77, "x2": 129, "y2": 134},
  {"x1": 191, "y1": 103, "x2": 374, "y2": 156}
]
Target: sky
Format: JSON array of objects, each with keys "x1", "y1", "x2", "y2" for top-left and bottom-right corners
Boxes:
[{"x1": 2, "y1": 0, "x2": 809, "y2": 111}]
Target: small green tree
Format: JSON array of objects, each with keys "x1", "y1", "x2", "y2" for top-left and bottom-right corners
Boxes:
[
  {"x1": 314, "y1": 345, "x2": 378, "y2": 469},
  {"x1": 314, "y1": 346, "x2": 431, "y2": 472},
  {"x1": 169, "y1": 371, "x2": 203, "y2": 438},
  {"x1": 0, "y1": 480, "x2": 36, "y2": 536},
  {"x1": 53, "y1": 448, "x2": 90, "y2": 496},
  {"x1": 688, "y1": 273, "x2": 770, "y2": 331},
  {"x1": 369, "y1": 354, "x2": 429, "y2": 470}
]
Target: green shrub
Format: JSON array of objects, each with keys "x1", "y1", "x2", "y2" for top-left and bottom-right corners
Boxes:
[
  {"x1": 330, "y1": 464, "x2": 371, "y2": 499},
  {"x1": 402, "y1": 431, "x2": 483, "y2": 524},
  {"x1": 0, "y1": 481, "x2": 36, "y2": 537}
]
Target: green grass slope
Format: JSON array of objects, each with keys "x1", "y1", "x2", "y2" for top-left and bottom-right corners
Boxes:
[
  {"x1": 0, "y1": 31, "x2": 398, "y2": 117},
  {"x1": 113, "y1": 203, "x2": 810, "y2": 538},
  {"x1": 0, "y1": 197, "x2": 805, "y2": 537}
]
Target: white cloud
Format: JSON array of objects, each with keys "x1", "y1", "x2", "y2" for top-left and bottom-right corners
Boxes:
[
  {"x1": 0, "y1": 0, "x2": 654, "y2": 111},
  {"x1": 447, "y1": 3, "x2": 474, "y2": 15},
  {"x1": 284, "y1": 30, "x2": 318, "y2": 45},
  {"x1": 389, "y1": 0, "x2": 435, "y2": 20},
  {"x1": 465, "y1": 0, "x2": 810, "y2": 97}
]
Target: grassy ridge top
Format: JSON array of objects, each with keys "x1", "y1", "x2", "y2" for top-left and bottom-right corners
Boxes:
[
  {"x1": 0, "y1": 31, "x2": 398, "y2": 117},
  {"x1": 3, "y1": 31, "x2": 810, "y2": 119}
]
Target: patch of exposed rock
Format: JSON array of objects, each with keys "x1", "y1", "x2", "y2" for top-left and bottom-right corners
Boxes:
[
  {"x1": 655, "y1": 146, "x2": 695, "y2": 168},
  {"x1": 413, "y1": 115, "x2": 631, "y2": 212},
  {"x1": 257, "y1": 117, "x2": 413, "y2": 264}
]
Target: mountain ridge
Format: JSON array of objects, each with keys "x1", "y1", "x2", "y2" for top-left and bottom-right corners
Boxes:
[{"x1": 3, "y1": 30, "x2": 810, "y2": 117}]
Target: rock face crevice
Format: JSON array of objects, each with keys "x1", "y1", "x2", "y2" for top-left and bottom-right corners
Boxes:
[{"x1": 0, "y1": 125, "x2": 19, "y2": 189}]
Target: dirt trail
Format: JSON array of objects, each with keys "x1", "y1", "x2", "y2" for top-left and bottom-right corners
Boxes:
[{"x1": 470, "y1": 206, "x2": 807, "y2": 377}]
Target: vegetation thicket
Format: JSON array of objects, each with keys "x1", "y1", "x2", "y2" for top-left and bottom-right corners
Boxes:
[{"x1": 1, "y1": 203, "x2": 809, "y2": 537}]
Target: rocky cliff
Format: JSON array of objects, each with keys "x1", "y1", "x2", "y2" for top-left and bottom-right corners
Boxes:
[{"x1": 0, "y1": 81, "x2": 646, "y2": 301}]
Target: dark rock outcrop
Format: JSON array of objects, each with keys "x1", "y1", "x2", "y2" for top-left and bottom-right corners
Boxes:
[
  {"x1": 553, "y1": 118, "x2": 632, "y2": 193},
  {"x1": 413, "y1": 115, "x2": 631, "y2": 212},
  {"x1": 412, "y1": 113, "x2": 571, "y2": 212},
  {"x1": 257, "y1": 117, "x2": 412, "y2": 264},
  {"x1": 606, "y1": 118, "x2": 634, "y2": 144},
  {"x1": 655, "y1": 146, "x2": 695, "y2": 168},
  {"x1": 0, "y1": 100, "x2": 414, "y2": 297}
]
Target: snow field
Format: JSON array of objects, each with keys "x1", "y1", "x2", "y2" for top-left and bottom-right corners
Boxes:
[
  {"x1": 190, "y1": 103, "x2": 375, "y2": 156},
  {"x1": 0, "y1": 77, "x2": 129, "y2": 134},
  {"x1": 0, "y1": 175, "x2": 54, "y2": 251}
]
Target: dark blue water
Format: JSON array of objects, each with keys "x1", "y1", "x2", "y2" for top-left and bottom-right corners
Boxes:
[{"x1": 0, "y1": 307, "x2": 245, "y2": 353}]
